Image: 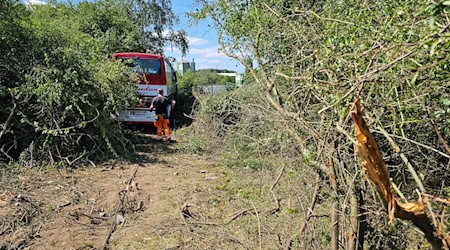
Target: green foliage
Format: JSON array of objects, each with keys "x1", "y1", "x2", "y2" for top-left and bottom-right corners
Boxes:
[
  {"x1": 221, "y1": 154, "x2": 263, "y2": 170},
  {"x1": 191, "y1": 0, "x2": 450, "y2": 247},
  {"x1": 178, "y1": 70, "x2": 234, "y2": 96},
  {"x1": 178, "y1": 138, "x2": 207, "y2": 154},
  {"x1": 176, "y1": 69, "x2": 235, "y2": 124},
  {"x1": 177, "y1": 70, "x2": 197, "y2": 104},
  {"x1": 0, "y1": 0, "x2": 187, "y2": 164},
  {"x1": 287, "y1": 208, "x2": 299, "y2": 214},
  {"x1": 237, "y1": 187, "x2": 256, "y2": 200}
]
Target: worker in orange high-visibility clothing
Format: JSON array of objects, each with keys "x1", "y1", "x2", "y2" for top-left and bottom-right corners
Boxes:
[{"x1": 150, "y1": 88, "x2": 171, "y2": 141}]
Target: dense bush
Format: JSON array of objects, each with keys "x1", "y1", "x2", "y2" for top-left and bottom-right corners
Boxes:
[
  {"x1": 189, "y1": 0, "x2": 450, "y2": 248},
  {"x1": 0, "y1": 0, "x2": 187, "y2": 165},
  {"x1": 175, "y1": 69, "x2": 235, "y2": 124}
]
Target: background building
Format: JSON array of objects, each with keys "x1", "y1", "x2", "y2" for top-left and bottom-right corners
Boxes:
[
  {"x1": 217, "y1": 72, "x2": 244, "y2": 87},
  {"x1": 176, "y1": 59, "x2": 196, "y2": 76}
]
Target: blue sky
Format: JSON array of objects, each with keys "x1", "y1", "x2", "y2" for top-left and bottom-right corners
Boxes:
[
  {"x1": 26, "y1": 0, "x2": 245, "y2": 72},
  {"x1": 166, "y1": 1, "x2": 244, "y2": 72}
]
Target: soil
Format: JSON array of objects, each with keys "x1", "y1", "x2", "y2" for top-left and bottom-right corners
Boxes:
[
  {"x1": 0, "y1": 133, "x2": 316, "y2": 250},
  {"x1": 0, "y1": 133, "x2": 226, "y2": 249}
]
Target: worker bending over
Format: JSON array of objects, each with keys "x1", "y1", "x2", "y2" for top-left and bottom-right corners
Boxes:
[{"x1": 150, "y1": 88, "x2": 171, "y2": 141}]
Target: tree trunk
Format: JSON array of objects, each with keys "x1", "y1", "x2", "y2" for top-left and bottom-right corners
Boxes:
[
  {"x1": 329, "y1": 158, "x2": 339, "y2": 250},
  {"x1": 357, "y1": 188, "x2": 366, "y2": 250},
  {"x1": 331, "y1": 201, "x2": 339, "y2": 250},
  {"x1": 348, "y1": 190, "x2": 359, "y2": 250}
]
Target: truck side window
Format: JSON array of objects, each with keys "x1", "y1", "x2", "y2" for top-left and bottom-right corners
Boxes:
[{"x1": 164, "y1": 60, "x2": 175, "y2": 84}]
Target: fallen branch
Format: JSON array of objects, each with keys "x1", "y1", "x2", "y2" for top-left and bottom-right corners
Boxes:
[
  {"x1": 422, "y1": 193, "x2": 450, "y2": 207},
  {"x1": 0, "y1": 148, "x2": 14, "y2": 162},
  {"x1": 268, "y1": 167, "x2": 284, "y2": 195},
  {"x1": 126, "y1": 163, "x2": 141, "y2": 188},
  {"x1": 224, "y1": 209, "x2": 253, "y2": 225},
  {"x1": 252, "y1": 202, "x2": 262, "y2": 250},
  {"x1": 101, "y1": 163, "x2": 141, "y2": 250},
  {"x1": 101, "y1": 191, "x2": 125, "y2": 250},
  {"x1": 432, "y1": 122, "x2": 450, "y2": 155},
  {"x1": 179, "y1": 207, "x2": 255, "y2": 228},
  {"x1": 300, "y1": 176, "x2": 322, "y2": 234},
  {"x1": 283, "y1": 176, "x2": 324, "y2": 250},
  {"x1": 0, "y1": 102, "x2": 16, "y2": 141},
  {"x1": 267, "y1": 167, "x2": 284, "y2": 214},
  {"x1": 183, "y1": 113, "x2": 196, "y2": 120}
]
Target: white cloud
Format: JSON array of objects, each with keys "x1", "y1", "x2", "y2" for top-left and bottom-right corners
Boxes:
[
  {"x1": 164, "y1": 45, "x2": 243, "y2": 71},
  {"x1": 165, "y1": 46, "x2": 226, "y2": 60},
  {"x1": 189, "y1": 46, "x2": 226, "y2": 58},
  {"x1": 158, "y1": 30, "x2": 208, "y2": 46},
  {"x1": 196, "y1": 58, "x2": 220, "y2": 63},
  {"x1": 195, "y1": 58, "x2": 221, "y2": 64},
  {"x1": 188, "y1": 37, "x2": 208, "y2": 46},
  {"x1": 164, "y1": 46, "x2": 181, "y2": 55},
  {"x1": 26, "y1": 0, "x2": 46, "y2": 5},
  {"x1": 161, "y1": 30, "x2": 172, "y2": 37},
  {"x1": 160, "y1": 33, "x2": 208, "y2": 47}
]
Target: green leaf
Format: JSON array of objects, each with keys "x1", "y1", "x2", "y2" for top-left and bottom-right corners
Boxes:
[
  {"x1": 442, "y1": 98, "x2": 450, "y2": 106},
  {"x1": 430, "y1": 38, "x2": 442, "y2": 55}
]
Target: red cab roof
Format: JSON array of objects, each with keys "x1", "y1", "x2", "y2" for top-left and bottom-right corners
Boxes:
[{"x1": 112, "y1": 52, "x2": 163, "y2": 59}]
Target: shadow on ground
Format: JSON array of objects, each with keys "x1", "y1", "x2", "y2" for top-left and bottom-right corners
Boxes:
[{"x1": 121, "y1": 125, "x2": 178, "y2": 165}]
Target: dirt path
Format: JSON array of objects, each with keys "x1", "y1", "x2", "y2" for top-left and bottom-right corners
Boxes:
[
  {"x1": 1, "y1": 135, "x2": 231, "y2": 250},
  {"x1": 1, "y1": 134, "x2": 310, "y2": 250}
]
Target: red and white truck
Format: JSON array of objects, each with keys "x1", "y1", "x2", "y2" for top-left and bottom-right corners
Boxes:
[{"x1": 112, "y1": 52, "x2": 177, "y2": 124}]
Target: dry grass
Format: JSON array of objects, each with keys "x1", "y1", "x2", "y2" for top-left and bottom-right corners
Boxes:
[{"x1": 0, "y1": 133, "x2": 335, "y2": 250}]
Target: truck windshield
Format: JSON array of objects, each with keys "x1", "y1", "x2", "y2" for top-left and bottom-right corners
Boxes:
[{"x1": 127, "y1": 58, "x2": 162, "y2": 75}]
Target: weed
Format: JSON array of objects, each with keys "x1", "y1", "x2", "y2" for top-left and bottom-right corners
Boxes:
[
  {"x1": 83, "y1": 242, "x2": 94, "y2": 248},
  {"x1": 288, "y1": 169, "x2": 297, "y2": 178},
  {"x1": 243, "y1": 159, "x2": 261, "y2": 170},
  {"x1": 208, "y1": 197, "x2": 221, "y2": 207},
  {"x1": 287, "y1": 208, "x2": 299, "y2": 214},
  {"x1": 237, "y1": 188, "x2": 256, "y2": 200},
  {"x1": 178, "y1": 138, "x2": 206, "y2": 154}
]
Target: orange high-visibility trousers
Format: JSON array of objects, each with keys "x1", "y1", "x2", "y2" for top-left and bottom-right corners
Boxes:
[{"x1": 154, "y1": 115, "x2": 170, "y2": 137}]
